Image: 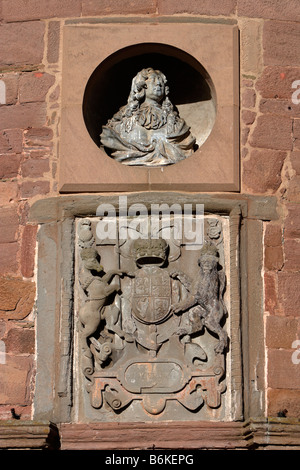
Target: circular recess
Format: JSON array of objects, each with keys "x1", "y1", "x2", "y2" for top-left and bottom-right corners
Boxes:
[{"x1": 83, "y1": 43, "x2": 216, "y2": 161}]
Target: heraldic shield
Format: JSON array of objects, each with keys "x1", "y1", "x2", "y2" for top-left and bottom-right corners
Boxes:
[
  {"x1": 76, "y1": 217, "x2": 229, "y2": 419},
  {"x1": 131, "y1": 267, "x2": 172, "y2": 324}
]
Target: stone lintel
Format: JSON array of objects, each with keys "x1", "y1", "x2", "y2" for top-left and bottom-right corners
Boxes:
[{"x1": 29, "y1": 192, "x2": 278, "y2": 225}]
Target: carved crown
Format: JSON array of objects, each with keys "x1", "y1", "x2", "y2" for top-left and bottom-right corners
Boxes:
[{"x1": 132, "y1": 238, "x2": 168, "y2": 266}]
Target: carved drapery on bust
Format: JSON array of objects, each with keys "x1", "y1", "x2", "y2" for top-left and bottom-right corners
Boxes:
[
  {"x1": 76, "y1": 215, "x2": 229, "y2": 419},
  {"x1": 100, "y1": 68, "x2": 196, "y2": 166}
]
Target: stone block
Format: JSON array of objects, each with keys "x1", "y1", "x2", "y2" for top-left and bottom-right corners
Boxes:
[
  {"x1": 268, "y1": 349, "x2": 300, "y2": 390},
  {"x1": 284, "y1": 204, "x2": 300, "y2": 238},
  {"x1": 0, "y1": 278, "x2": 35, "y2": 320},
  {"x1": 21, "y1": 158, "x2": 49, "y2": 178},
  {"x1": 82, "y1": 0, "x2": 156, "y2": 15},
  {"x1": 0, "y1": 73, "x2": 19, "y2": 105},
  {"x1": 47, "y1": 21, "x2": 60, "y2": 64},
  {"x1": 0, "y1": 129, "x2": 23, "y2": 155},
  {"x1": 263, "y1": 21, "x2": 300, "y2": 67},
  {"x1": 278, "y1": 272, "x2": 300, "y2": 317},
  {"x1": 290, "y1": 151, "x2": 300, "y2": 175},
  {"x1": 2, "y1": 0, "x2": 81, "y2": 22},
  {"x1": 157, "y1": 0, "x2": 237, "y2": 15},
  {"x1": 20, "y1": 225, "x2": 37, "y2": 278},
  {"x1": 0, "y1": 355, "x2": 33, "y2": 404},
  {"x1": 19, "y1": 73, "x2": 55, "y2": 104},
  {"x1": 0, "y1": 154, "x2": 21, "y2": 178},
  {"x1": 268, "y1": 389, "x2": 300, "y2": 418},
  {"x1": 264, "y1": 273, "x2": 278, "y2": 314},
  {"x1": 284, "y1": 239, "x2": 300, "y2": 271},
  {"x1": 293, "y1": 119, "x2": 300, "y2": 150},
  {"x1": 242, "y1": 149, "x2": 286, "y2": 193},
  {"x1": 0, "y1": 103, "x2": 46, "y2": 132},
  {"x1": 266, "y1": 316, "x2": 299, "y2": 349},
  {"x1": 265, "y1": 223, "x2": 282, "y2": 247},
  {"x1": 265, "y1": 246, "x2": 283, "y2": 271},
  {"x1": 242, "y1": 88, "x2": 256, "y2": 109},
  {"x1": 256, "y1": 66, "x2": 300, "y2": 100},
  {"x1": 241, "y1": 110, "x2": 256, "y2": 126},
  {"x1": 0, "y1": 181, "x2": 18, "y2": 206},
  {"x1": 0, "y1": 22, "x2": 45, "y2": 68},
  {"x1": 238, "y1": 0, "x2": 300, "y2": 21},
  {"x1": 24, "y1": 128, "x2": 53, "y2": 148},
  {"x1": 260, "y1": 99, "x2": 300, "y2": 119},
  {"x1": 4, "y1": 328, "x2": 35, "y2": 354},
  {"x1": 239, "y1": 18, "x2": 263, "y2": 75},
  {"x1": 0, "y1": 206, "x2": 19, "y2": 244},
  {"x1": 250, "y1": 115, "x2": 292, "y2": 151},
  {"x1": 20, "y1": 180, "x2": 50, "y2": 199}
]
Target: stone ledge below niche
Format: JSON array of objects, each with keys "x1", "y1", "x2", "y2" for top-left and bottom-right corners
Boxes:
[
  {"x1": 0, "y1": 421, "x2": 60, "y2": 450},
  {"x1": 59, "y1": 418, "x2": 300, "y2": 450}
]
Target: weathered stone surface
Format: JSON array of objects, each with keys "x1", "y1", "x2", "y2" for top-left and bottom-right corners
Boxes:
[
  {"x1": 264, "y1": 272, "x2": 278, "y2": 314},
  {"x1": 265, "y1": 246, "x2": 283, "y2": 271},
  {"x1": 0, "y1": 154, "x2": 21, "y2": 178},
  {"x1": 157, "y1": 0, "x2": 237, "y2": 15},
  {"x1": 20, "y1": 180, "x2": 50, "y2": 199},
  {"x1": 284, "y1": 204, "x2": 300, "y2": 238},
  {"x1": 293, "y1": 119, "x2": 300, "y2": 150},
  {"x1": 242, "y1": 87, "x2": 256, "y2": 109},
  {"x1": 290, "y1": 151, "x2": 300, "y2": 175},
  {"x1": 239, "y1": 19, "x2": 263, "y2": 75},
  {"x1": 0, "y1": 22, "x2": 45, "y2": 68},
  {"x1": 0, "y1": 355, "x2": 33, "y2": 404},
  {"x1": 19, "y1": 73, "x2": 55, "y2": 104},
  {"x1": 256, "y1": 66, "x2": 300, "y2": 100},
  {"x1": 260, "y1": 99, "x2": 300, "y2": 119},
  {"x1": 82, "y1": 0, "x2": 156, "y2": 15},
  {"x1": 0, "y1": 421, "x2": 59, "y2": 449},
  {"x1": 0, "y1": 129, "x2": 23, "y2": 155},
  {"x1": 0, "y1": 206, "x2": 19, "y2": 244},
  {"x1": 268, "y1": 349, "x2": 300, "y2": 389},
  {"x1": 2, "y1": 0, "x2": 81, "y2": 22},
  {"x1": 278, "y1": 272, "x2": 300, "y2": 317},
  {"x1": 243, "y1": 149, "x2": 286, "y2": 193},
  {"x1": 0, "y1": 103, "x2": 46, "y2": 131},
  {"x1": 20, "y1": 225, "x2": 37, "y2": 278},
  {"x1": 238, "y1": 0, "x2": 300, "y2": 21},
  {"x1": 268, "y1": 389, "x2": 300, "y2": 418},
  {"x1": 4, "y1": 328, "x2": 35, "y2": 354},
  {"x1": 266, "y1": 316, "x2": 299, "y2": 349},
  {"x1": 47, "y1": 21, "x2": 60, "y2": 64},
  {"x1": 21, "y1": 158, "x2": 49, "y2": 178},
  {"x1": 0, "y1": 244, "x2": 19, "y2": 275},
  {"x1": 0, "y1": 182, "x2": 18, "y2": 206},
  {"x1": 263, "y1": 21, "x2": 300, "y2": 67},
  {"x1": 0, "y1": 278, "x2": 35, "y2": 320},
  {"x1": 24, "y1": 127, "x2": 53, "y2": 148},
  {"x1": 250, "y1": 115, "x2": 292, "y2": 151},
  {"x1": 284, "y1": 239, "x2": 300, "y2": 271},
  {"x1": 0, "y1": 73, "x2": 19, "y2": 105}
]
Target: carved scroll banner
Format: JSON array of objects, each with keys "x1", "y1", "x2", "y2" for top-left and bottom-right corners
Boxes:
[{"x1": 75, "y1": 213, "x2": 231, "y2": 421}]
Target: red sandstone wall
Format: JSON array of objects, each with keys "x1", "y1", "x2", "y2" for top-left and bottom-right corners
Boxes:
[{"x1": 0, "y1": 0, "x2": 299, "y2": 420}]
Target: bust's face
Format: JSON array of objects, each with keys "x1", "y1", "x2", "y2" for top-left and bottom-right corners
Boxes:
[{"x1": 145, "y1": 73, "x2": 165, "y2": 103}]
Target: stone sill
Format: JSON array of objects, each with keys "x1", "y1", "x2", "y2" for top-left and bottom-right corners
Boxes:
[{"x1": 2, "y1": 418, "x2": 299, "y2": 450}]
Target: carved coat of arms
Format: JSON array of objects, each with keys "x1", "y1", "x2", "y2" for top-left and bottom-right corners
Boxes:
[{"x1": 76, "y1": 217, "x2": 228, "y2": 418}]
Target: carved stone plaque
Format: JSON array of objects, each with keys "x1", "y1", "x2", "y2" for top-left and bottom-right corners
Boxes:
[{"x1": 74, "y1": 211, "x2": 231, "y2": 422}]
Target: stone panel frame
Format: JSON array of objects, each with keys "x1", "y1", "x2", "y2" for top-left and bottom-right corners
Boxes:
[
  {"x1": 58, "y1": 18, "x2": 239, "y2": 193},
  {"x1": 29, "y1": 192, "x2": 278, "y2": 426}
]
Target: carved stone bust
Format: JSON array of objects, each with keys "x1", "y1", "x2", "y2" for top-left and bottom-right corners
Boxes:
[{"x1": 100, "y1": 67, "x2": 196, "y2": 166}]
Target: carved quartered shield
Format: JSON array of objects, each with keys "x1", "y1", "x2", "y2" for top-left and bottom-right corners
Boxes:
[{"x1": 131, "y1": 266, "x2": 172, "y2": 325}]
